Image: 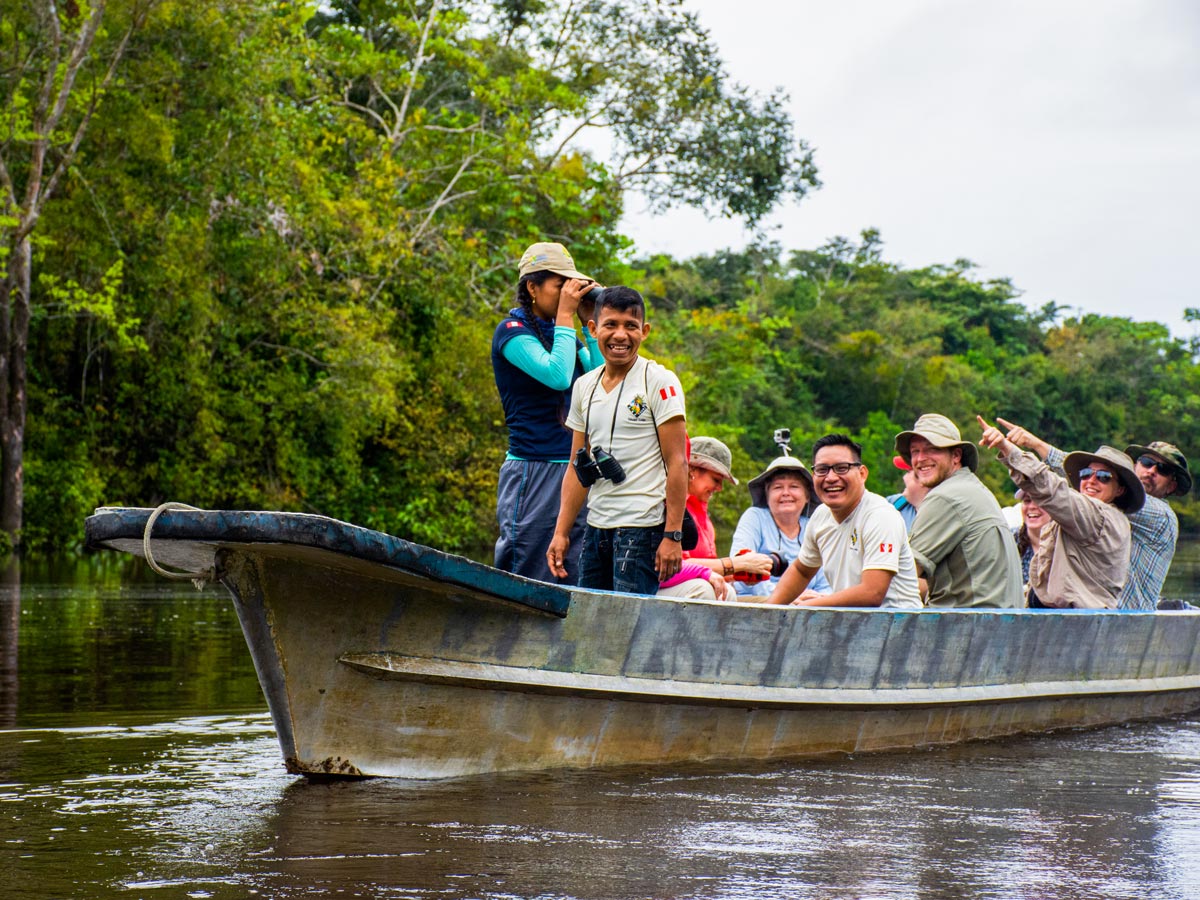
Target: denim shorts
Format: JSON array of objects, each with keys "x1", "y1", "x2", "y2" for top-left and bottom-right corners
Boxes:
[{"x1": 577, "y1": 524, "x2": 663, "y2": 595}]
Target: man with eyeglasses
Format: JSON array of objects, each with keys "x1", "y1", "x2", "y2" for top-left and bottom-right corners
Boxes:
[
  {"x1": 894, "y1": 414, "x2": 1023, "y2": 608},
  {"x1": 764, "y1": 433, "x2": 921, "y2": 608},
  {"x1": 978, "y1": 417, "x2": 1145, "y2": 609},
  {"x1": 991, "y1": 420, "x2": 1189, "y2": 610}
]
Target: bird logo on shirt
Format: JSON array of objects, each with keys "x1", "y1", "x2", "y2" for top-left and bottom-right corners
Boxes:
[{"x1": 627, "y1": 394, "x2": 648, "y2": 418}]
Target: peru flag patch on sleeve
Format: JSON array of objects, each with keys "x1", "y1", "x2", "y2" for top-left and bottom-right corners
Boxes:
[{"x1": 659, "y1": 386, "x2": 677, "y2": 400}]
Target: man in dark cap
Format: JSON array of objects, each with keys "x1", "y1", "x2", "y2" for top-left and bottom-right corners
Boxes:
[{"x1": 1122, "y1": 441, "x2": 1192, "y2": 609}]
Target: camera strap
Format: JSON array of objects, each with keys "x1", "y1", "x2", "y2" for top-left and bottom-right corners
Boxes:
[{"x1": 582, "y1": 362, "x2": 630, "y2": 453}]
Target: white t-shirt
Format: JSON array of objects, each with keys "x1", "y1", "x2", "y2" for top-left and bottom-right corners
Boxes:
[
  {"x1": 798, "y1": 490, "x2": 922, "y2": 608},
  {"x1": 565, "y1": 356, "x2": 686, "y2": 528}
]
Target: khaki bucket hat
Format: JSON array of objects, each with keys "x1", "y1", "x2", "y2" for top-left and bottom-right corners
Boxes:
[
  {"x1": 747, "y1": 456, "x2": 816, "y2": 511},
  {"x1": 1063, "y1": 445, "x2": 1146, "y2": 513},
  {"x1": 1124, "y1": 441, "x2": 1192, "y2": 496},
  {"x1": 689, "y1": 436, "x2": 738, "y2": 484},
  {"x1": 518, "y1": 242, "x2": 590, "y2": 281},
  {"x1": 895, "y1": 413, "x2": 979, "y2": 472}
]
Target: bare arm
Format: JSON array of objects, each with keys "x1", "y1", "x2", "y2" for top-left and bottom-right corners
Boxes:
[
  {"x1": 547, "y1": 430, "x2": 589, "y2": 579},
  {"x1": 793, "y1": 568, "x2": 895, "y2": 608},
  {"x1": 764, "y1": 560, "x2": 817, "y2": 605},
  {"x1": 656, "y1": 415, "x2": 688, "y2": 581}
]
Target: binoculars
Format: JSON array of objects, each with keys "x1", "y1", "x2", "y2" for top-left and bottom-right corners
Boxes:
[{"x1": 574, "y1": 446, "x2": 626, "y2": 487}]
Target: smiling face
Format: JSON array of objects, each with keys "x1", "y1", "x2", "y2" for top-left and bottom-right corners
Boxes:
[
  {"x1": 765, "y1": 473, "x2": 810, "y2": 522},
  {"x1": 688, "y1": 466, "x2": 725, "y2": 503},
  {"x1": 1021, "y1": 495, "x2": 1048, "y2": 535},
  {"x1": 590, "y1": 305, "x2": 648, "y2": 371},
  {"x1": 813, "y1": 444, "x2": 867, "y2": 520},
  {"x1": 1134, "y1": 452, "x2": 1178, "y2": 499},
  {"x1": 908, "y1": 436, "x2": 961, "y2": 489},
  {"x1": 1077, "y1": 463, "x2": 1126, "y2": 506}
]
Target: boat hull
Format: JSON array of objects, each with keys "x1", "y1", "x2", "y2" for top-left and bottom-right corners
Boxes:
[{"x1": 86, "y1": 508, "x2": 1200, "y2": 779}]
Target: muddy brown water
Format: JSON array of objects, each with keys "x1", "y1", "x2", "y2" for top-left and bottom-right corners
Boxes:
[{"x1": 5, "y1": 549, "x2": 1200, "y2": 899}]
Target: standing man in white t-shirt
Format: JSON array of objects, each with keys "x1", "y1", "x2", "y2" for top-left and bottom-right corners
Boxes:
[
  {"x1": 765, "y1": 433, "x2": 921, "y2": 608},
  {"x1": 547, "y1": 287, "x2": 688, "y2": 594}
]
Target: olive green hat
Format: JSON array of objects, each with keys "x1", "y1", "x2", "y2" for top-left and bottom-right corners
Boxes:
[{"x1": 1124, "y1": 441, "x2": 1191, "y2": 496}]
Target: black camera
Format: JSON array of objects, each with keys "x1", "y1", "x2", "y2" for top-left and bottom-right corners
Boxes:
[
  {"x1": 768, "y1": 552, "x2": 788, "y2": 578},
  {"x1": 573, "y1": 445, "x2": 626, "y2": 487}
]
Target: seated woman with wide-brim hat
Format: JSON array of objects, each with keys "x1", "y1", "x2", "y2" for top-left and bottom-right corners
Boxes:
[
  {"x1": 979, "y1": 419, "x2": 1144, "y2": 609},
  {"x1": 728, "y1": 455, "x2": 831, "y2": 599}
]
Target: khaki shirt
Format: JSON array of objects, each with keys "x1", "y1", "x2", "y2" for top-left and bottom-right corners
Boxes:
[
  {"x1": 1003, "y1": 448, "x2": 1130, "y2": 609},
  {"x1": 909, "y1": 468, "x2": 1024, "y2": 608}
]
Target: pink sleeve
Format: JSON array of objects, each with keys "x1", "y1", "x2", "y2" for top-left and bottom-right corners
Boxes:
[{"x1": 659, "y1": 562, "x2": 714, "y2": 589}]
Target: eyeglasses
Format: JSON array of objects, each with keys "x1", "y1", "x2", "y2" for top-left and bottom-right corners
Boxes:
[
  {"x1": 812, "y1": 462, "x2": 864, "y2": 477},
  {"x1": 1078, "y1": 467, "x2": 1116, "y2": 484},
  {"x1": 1137, "y1": 455, "x2": 1175, "y2": 477}
]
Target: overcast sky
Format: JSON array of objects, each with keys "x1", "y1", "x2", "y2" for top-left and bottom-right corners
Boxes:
[{"x1": 617, "y1": 0, "x2": 1200, "y2": 337}]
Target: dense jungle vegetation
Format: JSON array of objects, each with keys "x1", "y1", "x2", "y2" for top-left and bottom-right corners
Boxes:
[{"x1": 8, "y1": 1, "x2": 1200, "y2": 558}]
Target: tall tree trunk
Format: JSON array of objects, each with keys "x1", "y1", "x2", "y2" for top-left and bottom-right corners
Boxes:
[{"x1": 0, "y1": 236, "x2": 29, "y2": 543}]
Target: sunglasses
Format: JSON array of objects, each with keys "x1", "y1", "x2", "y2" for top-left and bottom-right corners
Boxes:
[
  {"x1": 1078, "y1": 467, "x2": 1116, "y2": 484},
  {"x1": 1137, "y1": 455, "x2": 1175, "y2": 477}
]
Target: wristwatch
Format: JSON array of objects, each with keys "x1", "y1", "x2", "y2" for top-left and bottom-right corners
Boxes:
[{"x1": 663, "y1": 530, "x2": 684, "y2": 542}]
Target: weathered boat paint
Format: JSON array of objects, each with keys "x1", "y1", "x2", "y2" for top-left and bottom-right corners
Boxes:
[{"x1": 85, "y1": 507, "x2": 1200, "y2": 779}]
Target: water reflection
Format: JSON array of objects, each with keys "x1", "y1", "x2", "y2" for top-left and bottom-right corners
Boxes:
[
  {"x1": 5, "y1": 558, "x2": 1200, "y2": 898},
  {"x1": 0, "y1": 560, "x2": 17, "y2": 727}
]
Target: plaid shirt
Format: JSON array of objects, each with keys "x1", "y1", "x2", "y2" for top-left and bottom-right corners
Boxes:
[{"x1": 1045, "y1": 445, "x2": 1177, "y2": 610}]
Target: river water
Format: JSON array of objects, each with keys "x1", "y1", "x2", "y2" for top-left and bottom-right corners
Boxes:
[{"x1": 5, "y1": 548, "x2": 1200, "y2": 899}]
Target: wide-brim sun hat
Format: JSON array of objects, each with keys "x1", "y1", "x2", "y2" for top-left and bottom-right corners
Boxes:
[
  {"x1": 689, "y1": 436, "x2": 738, "y2": 484},
  {"x1": 518, "y1": 242, "x2": 590, "y2": 281},
  {"x1": 1063, "y1": 445, "x2": 1146, "y2": 513},
  {"x1": 895, "y1": 413, "x2": 979, "y2": 472},
  {"x1": 1124, "y1": 441, "x2": 1192, "y2": 496},
  {"x1": 748, "y1": 456, "x2": 815, "y2": 510}
]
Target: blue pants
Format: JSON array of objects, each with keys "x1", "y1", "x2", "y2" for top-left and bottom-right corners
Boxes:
[
  {"x1": 577, "y1": 524, "x2": 663, "y2": 595},
  {"x1": 495, "y1": 459, "x2": 585, "y2": 584}
]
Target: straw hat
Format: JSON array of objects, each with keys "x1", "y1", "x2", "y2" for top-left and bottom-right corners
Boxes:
[
  {"x1": 895, "y1": 413, "x2": 979, "y2": 472},
  {"x1": 1062, "y1": 445, "x2": 1145, "y2": 513},
  {"x1": 689, "y1": 436, "x2": 738, "y2": 484}
]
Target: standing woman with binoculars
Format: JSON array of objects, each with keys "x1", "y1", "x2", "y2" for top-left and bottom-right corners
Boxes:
[{"x1": 491, "y1": 242, "x2": 603, "y2": 583}]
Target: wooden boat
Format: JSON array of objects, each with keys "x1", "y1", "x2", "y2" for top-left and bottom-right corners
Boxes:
[{"x1": 85, "y1": 506, "x2": 1200, "y2": 779}]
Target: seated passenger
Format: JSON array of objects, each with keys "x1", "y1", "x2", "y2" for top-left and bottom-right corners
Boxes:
[
  {"x1": 729, "y1": 455, "x2": 831, "y2": 599},
  {"x1": 884, "y1": 456, "x2": 928, "y2": 532},
  {"x1": 657, "y1": 437, "x2": 773, "y2": 601},
  {"x1": 978, "y1": 417, "x2": 1144, "y2": 609},
  {"x1": 895, "y1": 414, "x2": 1022, "y2": 608},
  {"x1": 765, "y1": 434, "x2": 921, "y2": 608},
  {"x1": 1014, "y1": 490, "x2": 1049, "y2": 604}
]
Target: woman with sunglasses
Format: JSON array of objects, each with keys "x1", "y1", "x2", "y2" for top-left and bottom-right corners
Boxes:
[{"x1": 978, "y1": 416, "x2": 1145, "y2": 609}]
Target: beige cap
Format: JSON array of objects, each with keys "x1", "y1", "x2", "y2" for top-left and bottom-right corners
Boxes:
[
  {"x1": 518, "y1": 242, "x2": 590, "y2": 281},
  {"x1": 689, "y1": 436, "x2": 738, "y2": 484},
  {"x1": 895, "y1": 413, "x2": 979, "y2": 472}
]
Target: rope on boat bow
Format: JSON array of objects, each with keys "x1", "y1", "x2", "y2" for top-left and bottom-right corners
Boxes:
[{"x1": 142, "y1": 502, "x2": 214, "y2": 590}]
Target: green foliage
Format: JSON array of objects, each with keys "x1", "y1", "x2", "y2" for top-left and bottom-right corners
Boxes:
[{"x1": 20, "y1": 2, "x2": 1200, "y2": 559}]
